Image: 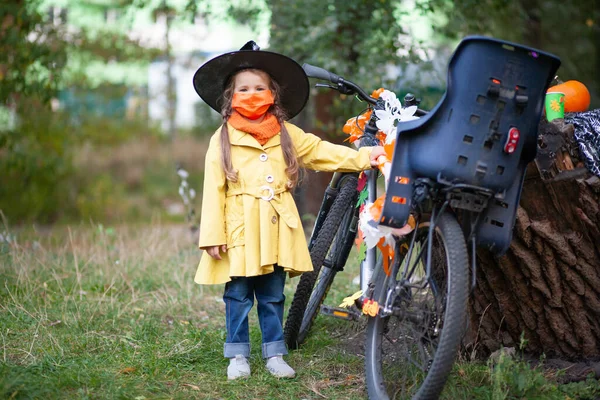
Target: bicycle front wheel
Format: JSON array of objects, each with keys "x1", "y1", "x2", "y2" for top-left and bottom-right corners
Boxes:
[
  {"x1": 284, "y1": 175, "x2": 358, "y2": 350},
  {"x1": 365, "y1": 211, "x2": 469, "y2": 400}
]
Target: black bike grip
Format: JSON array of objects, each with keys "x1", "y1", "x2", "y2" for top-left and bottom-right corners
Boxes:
[{"x1": 302, "y1": 63, "x2": 340, "y2": 83}]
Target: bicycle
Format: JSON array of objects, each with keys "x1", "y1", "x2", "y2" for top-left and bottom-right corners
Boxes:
[
  {"x1": 284, "y1": 84, "x2": 424, "y2": 348},
  {"x1": 285, "y1": 36, "x2": 560, "y2": 399}
]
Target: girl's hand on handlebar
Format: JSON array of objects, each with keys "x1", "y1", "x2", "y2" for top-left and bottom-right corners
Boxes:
[
  {"x1": 369, "y1": 146, "x2": 387, "y2": 167},
  {"x1": 206, "y1": 245, "x2": 227, "y2": 260}
]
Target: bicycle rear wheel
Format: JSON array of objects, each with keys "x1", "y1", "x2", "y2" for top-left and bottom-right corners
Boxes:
[
  {"x1": 284, "y1": 175, "x2": 358, "y2": 350},
  {"x1": 365, "y1": 211, "x2": 469, "y2": 400}
]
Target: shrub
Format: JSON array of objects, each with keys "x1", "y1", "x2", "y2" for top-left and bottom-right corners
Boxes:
[
  {"x1": 0, "y1": 100, "x2": 159, "y2": 224},
  {"x1": 0, "y1": 103, "x2": 76, "y2": 223}
]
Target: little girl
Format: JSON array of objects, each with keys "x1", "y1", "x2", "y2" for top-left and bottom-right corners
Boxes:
[{"x1": 192, "y1": 41, "x2": 385, "y2": 380}]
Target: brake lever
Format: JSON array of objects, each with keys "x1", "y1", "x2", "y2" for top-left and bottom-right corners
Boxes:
[
  {"x1": 315, "y1": 82, "x2": 356, "y2": 96},
  {"x1": 315, "y1": 83, "x2": 337, "y2": 90},
  {"x1": 337, "y1": 85, "x2": 355, "y2": 95},
  {"x1": 335, "y1": 81, "x2": 355, "y2": 95}
]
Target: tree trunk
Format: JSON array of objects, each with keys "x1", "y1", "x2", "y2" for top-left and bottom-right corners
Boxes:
[
  {"x1": 165, "y1": 13, "x2": 177, "y2": 140},
  {"x1": 466, "y1": 119, "x2": 600, "y2": 359}
]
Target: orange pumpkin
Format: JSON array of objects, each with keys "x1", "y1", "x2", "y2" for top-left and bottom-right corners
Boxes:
[{"x1": 547, "y1": 80, "x2": 591, "y2": 112}]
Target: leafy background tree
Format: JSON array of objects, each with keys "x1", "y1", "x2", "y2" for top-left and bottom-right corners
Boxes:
[
  {"x1": 262, "y1": 0, "x2": 425, "y2": 213},
  {"x1": 1, "y1": 0, "x2": 598, "y2": 224},
  {"x1": 0, "y1": 0, "x2": 67, "y2": 105},
  {"x1": 420, "y1": 0, "x2": 600, "y2": 107},
  {"x1": 0, "y1": 0, "x2": 161, "y2": 222}
]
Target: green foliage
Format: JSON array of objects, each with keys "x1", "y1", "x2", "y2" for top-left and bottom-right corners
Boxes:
[
  {"x1": 418, "y1": 0, "x2": 600, "y2": 107},
  {"x1": 448, "y1": 356, "x2": 600, "y2": 400},
  {"x1": 191, "y1": 101, "x2": 222, "y2": 137},
  {"x1": 267, "y1": 0, "x2": 405, "y2": 83},
  {"x1": 0, "y1": 98, "x2": 166, "y2": 224},
  {"x1": 417, "y1": 0, "x2": 526, "y2": 43},
  {"x1": 73, "y1": 26, "x2": 161, "y2": 65},
  {"x1": 489, "y1": 352, "x2": 563, "y2": 400},
  {"x1": 444, "y1": 333, "x2": 600, "y2": 399},
  {"x1": 0, "y1": 102, "x2": 76, "y2": 223},
  {"x1": 1, "y1": 0, "x2": 161, "y2": 107},
  {"x1": 0, "y1": 0, "x2": 68, "y2": 104},
  {"x1": 225, "y1": 0, "x2": 266, "y2": 31},
  {"x1": 559, "y1": 375, "x2": 600, "y2": 399},
  {"x1": 266, "y1": 0, "x2": 413, "y2": 129},
  {"x1": 481, "y1": 335, "x2": 600, "y2": 400},
  {"x1": 75, "y1": 173, "x2": 129, "y2": 221}
]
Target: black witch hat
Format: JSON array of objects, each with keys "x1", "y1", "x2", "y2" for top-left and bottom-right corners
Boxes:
[{"x1": 192, "y1": 41, "x2": 309, "y2": 119}]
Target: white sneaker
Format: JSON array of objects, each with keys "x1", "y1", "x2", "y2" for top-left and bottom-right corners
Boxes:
[
  {"x1": 227, "y1": 355, "x2": 251, "y2": 380},
  {"x1": 266, "y1": 354, "x2": 296, "y2": 378}
]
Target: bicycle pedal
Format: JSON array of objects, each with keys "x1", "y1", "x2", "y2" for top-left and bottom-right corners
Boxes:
[{"x1": 320, "y1": 305, "x2": 361, "y2": 321}]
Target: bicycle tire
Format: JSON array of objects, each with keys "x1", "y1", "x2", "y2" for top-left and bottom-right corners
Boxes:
[
  {"x1": 284, "y1": 175, "x2": 358, "y2": 350},
  {"x1": 365, "y1": 211, "x2": 469, "y2": 400},
  {"x1": 297, "y1": 196, "x2": 356, "y2": 344}
]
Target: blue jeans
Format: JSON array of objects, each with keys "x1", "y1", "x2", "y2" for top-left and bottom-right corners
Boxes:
[{"x1": 223, "y1": 266, "x2": 288, "y2": 359}]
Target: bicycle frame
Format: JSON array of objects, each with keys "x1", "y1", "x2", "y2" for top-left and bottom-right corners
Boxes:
[
  {"x1": 307, "y1": 114, "x2": 384, "y2": 299},
  {"x1": 360, "y1": 167, "x2": 378, "y2": 295},
  {"x1": 376, "y1": 177, "x2": 497, "y2": 318}
]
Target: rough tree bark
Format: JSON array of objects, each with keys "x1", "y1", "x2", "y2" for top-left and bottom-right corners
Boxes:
[{"x1": 466, "y1": 118, "x2": 600, "y2": 360}]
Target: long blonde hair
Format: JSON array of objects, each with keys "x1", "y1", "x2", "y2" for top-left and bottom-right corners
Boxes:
[{"x1": 219, "y1": 69, "x2": 301, "y2": 187}]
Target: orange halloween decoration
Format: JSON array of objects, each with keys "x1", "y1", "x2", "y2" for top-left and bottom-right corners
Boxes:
[
  {"x1": 377, "y1": 237, "x2": 395, "y2": 276},
  {"x1": 547, "y1": 80, "x2": 591, "y2": 112},
  {"x1": 343, "y1": 110, "x2": 372, "y2": 143},
  {"x1": 369, "y1": 195, "x2": 386, "y2": 221},
  {"x1": 371, "y1": 88, "x2": 385, "y2": 99},
  {"x1": 376, "y1": 130, "x2": 386, "y2": 143},
  {"x1": 384, "y1": 143, "x2": 394, "y2": 161},
  {"x1": 354, "y1": 233, "x2": 364, "y2": 250}
]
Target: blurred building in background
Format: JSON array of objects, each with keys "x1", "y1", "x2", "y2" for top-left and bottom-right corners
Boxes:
[{"x1": 39, "y1": 0, "x2": 268, "y2": 133}]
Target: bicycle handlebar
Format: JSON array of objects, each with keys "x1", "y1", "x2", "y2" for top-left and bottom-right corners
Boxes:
[
  {"x1": 302, "y1": 64, "x2": 341, "y2": 85},
  {"x1": 303, "y1": 63, "x2": 378, "y2": 106},
  {"x1": 303, "y1": 63, "x2": 428, "y2": 115}
]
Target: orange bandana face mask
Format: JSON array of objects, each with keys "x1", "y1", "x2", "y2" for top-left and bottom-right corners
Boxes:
[{"x1": 232, "y1": 90, "x2": 275, "y2": 120}]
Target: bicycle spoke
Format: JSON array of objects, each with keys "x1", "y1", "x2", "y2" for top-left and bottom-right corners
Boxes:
[{"x1": 367, "y1": 216, "x2": 464, "y2": 399}]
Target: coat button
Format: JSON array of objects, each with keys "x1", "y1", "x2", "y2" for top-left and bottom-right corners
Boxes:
[
  {"x1": 259, "y1": 153, "x2": 268, "y2": 162},
  {"x1": 265, "y1": 175, "x2": 274, "y2": 183},
  {"x1": 271, "y1": 216, "x2": 277, "y2": 224}
]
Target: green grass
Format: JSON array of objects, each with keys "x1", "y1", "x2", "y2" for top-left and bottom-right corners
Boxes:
[
  {"x1": 2, "y1": 224, "x2": 599, "y2": 399},
  {"x1": 0, "y1": 224, "x2": 368, "y2": 400}
]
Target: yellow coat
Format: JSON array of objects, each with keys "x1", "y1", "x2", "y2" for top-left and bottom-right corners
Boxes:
[{"x1": 195, "y1": 121, "x2": 373, "y2": 285}]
